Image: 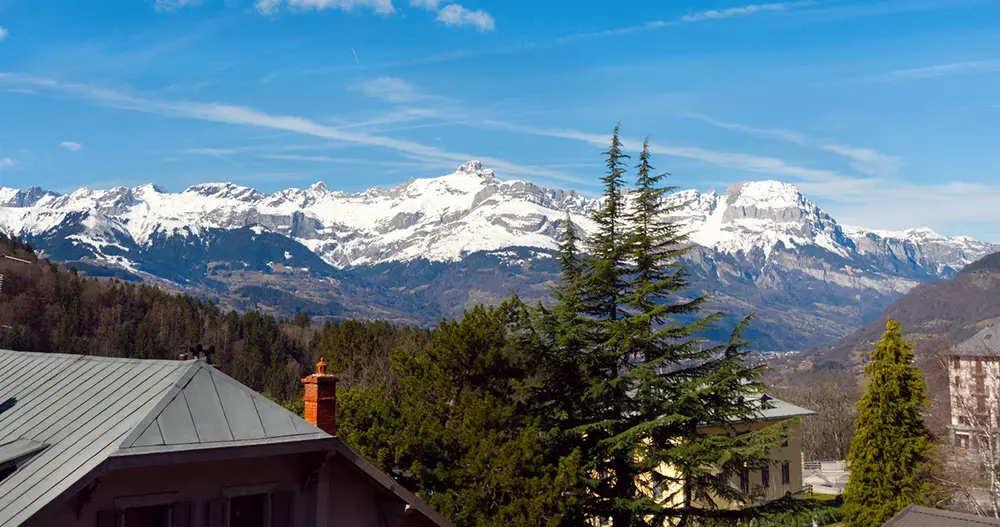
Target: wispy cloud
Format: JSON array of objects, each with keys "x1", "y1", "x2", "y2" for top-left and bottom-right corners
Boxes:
[
  {"x1": 257, "y1": 0, "x2": 395, "y2": 15},
  {"x1": 351, "y1": 77, "x2": 423, "y2": 103},
  {"x1": 409, "y1": 0, "x2": 438, "y2": 8},
  {"x1": 479, "y1": 120, "x2": 851, "y2": 183},
  {"x1": 154, "y1": 0, "x2": 201, "y2": 12},
  {"x1": 687, "y1": 113, "x2": 904, "y2": 178},
  {"x1": 0, "y1": 72, "x2": 582, "y2": 185},
  {"x1": 820, "y1": 144, "x2": 904, "y2": 178},
  {"x1": 60, "y1": 141, "x2": 83, "y2": 152},
  {"x1": 436, "y1": 4, "x2": 495, "y2": 31},
  {"x1": 0, "y1": 27, "x2": 8, "y2": 41},
  {"x1": 559, "y1": 1, "x2": 813, "y2": 42},
  {"x1": 260, "y1": 153, "x2": 452, "y2": 170},
  {"x1": 867, "y1": 59, "x2": 1000, "y2": 82},
  {"x1": 0, "y1": 157, "x2": 17, "y2": 170},
  {"x1": 684, "y1": 113, "x2": 806, "y2": 144},
  {"x1": 680, "y1": 0, "x2": 814, "y2": 22},
  {"x1": 787, "y1": 0, "x2": 990, "y2": 25}
]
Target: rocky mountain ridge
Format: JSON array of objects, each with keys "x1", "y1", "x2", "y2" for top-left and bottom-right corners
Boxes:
[{"x1": 2, "y1": 161, "x2": 995, "y2": 351}]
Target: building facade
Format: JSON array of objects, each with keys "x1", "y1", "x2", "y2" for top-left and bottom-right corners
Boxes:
[{"x1": 947, "y1": 324, "x2": 1000, "y2": 453}]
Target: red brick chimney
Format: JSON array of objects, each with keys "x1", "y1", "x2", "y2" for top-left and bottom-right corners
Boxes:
[{"x1": 301, "y1": 358, "x2": 337, "y2": 435}]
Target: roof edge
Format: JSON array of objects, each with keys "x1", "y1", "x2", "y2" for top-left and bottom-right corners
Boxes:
[{"x1": 330, "y1": 438, "x2": 453, "y2": 527}]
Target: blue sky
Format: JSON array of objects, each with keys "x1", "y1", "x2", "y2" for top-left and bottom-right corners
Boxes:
[{"x1": 1, "y1": 0, "x2": 999, "y2": 240}]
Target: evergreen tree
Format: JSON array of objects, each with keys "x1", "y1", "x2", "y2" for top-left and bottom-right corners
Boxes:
[
  {"x1": 843, "y1": 318, "x2": 939, "y2": 527},
  {"x1": 338, "y1": 304, "x2": 585, "y2": 527},
  {"x1": 519, "y1": 127, "x2": 809, "y2": 526}
]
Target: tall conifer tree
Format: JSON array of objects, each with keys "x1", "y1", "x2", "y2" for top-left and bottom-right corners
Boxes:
[
  {"x1": 521, "y1": 126, "x2": 811, "y2": 526},
  {"x1": 843, "y1": 318, "x2": 939, "y2": 527}
]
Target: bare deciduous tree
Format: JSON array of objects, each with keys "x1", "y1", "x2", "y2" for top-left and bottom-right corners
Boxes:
[{"x1": 772, "y1": 370, "x2": 861, "y2": 461}]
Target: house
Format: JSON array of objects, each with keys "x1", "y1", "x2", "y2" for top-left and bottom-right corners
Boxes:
[
  {"x1": 640, "y1": 394, "x2": 815, "y2": 520},
  {"x1": 693, "y1": 395, "x2": 816, "y2": 505},
  {"x1": 0, "y1": 350, "x2": 452, "y2": 527},
  {"x1": 882, "y1": 504, "x2": 1000, "y2": 526},
  {"x1": 947, "y1": 324, "x2": 1000, "y2": 451}
]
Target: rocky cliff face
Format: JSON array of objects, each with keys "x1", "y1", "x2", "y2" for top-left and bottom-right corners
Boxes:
[{"x1": 1, "y1": 161, "x2": 995, "y2": 350}]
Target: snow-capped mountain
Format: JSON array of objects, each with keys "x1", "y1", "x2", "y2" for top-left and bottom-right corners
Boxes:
[{"x1": 2, "y1": 161, "x2": 996, "y2": 350}]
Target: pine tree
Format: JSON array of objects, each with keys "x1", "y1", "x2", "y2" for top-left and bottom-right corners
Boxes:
[{"x1": 843, "y1": 318, "x2": 939, "y2": 527}]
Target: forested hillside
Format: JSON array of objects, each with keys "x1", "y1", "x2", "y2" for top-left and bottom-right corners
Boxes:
[{"x1": 0, "y1": 233, "x2": 429, "y2": 405}]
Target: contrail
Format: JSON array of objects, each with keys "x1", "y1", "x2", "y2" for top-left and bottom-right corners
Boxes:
[{"x1": 351, "y1": 47, "x2": 360, "y2": 65}]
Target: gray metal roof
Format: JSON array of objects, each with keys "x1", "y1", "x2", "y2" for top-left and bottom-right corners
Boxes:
[
  {"x1": 752, "y1": 395, "x2": 816, "y2": 421},
  {"x1": 953, "y1": 324, "x2": 1000, "y2": 358},
  {"x1": 0, "y1": 350, "x2": 329, "y2": 527},
  {"x1": 883, "y1": 504, "x2": 1000, "y2": 526}
]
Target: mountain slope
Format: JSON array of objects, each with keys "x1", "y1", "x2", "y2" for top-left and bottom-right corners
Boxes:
[
  {"x1": 2, "y1": 161, "x2": 995, "y2": 350},
  {"x1": 818, "y1": 251, "x2": 1000, "y2": 364}
]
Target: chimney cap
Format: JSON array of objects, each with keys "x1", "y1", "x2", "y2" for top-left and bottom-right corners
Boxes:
[{"x1": 316, "y1": 357, "x2": 327, "y2": 375}]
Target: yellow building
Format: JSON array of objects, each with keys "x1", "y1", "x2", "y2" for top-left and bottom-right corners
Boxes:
[
  {"x1": 609, "y1": 394, "x2": 816, "y2": 526},
  {"x1": 694, "y1": 395, "x2": 815, "y2": 506}
]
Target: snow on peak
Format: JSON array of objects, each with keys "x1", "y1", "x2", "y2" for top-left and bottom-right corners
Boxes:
[
  {"x1": 184, "y1": 182, "x2": 262, "y2": 202},
  {"x1": 455, "y1": 160, "x2": 497, "y2": 181},
  {"x1": 724, "y1": 180, "x2": 802, "y2": 208},
  {"x1": 0, "y1": 167, "x2": 993, "y2": 274}
]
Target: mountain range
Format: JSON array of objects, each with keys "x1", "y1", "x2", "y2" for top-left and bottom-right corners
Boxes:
[{"x1": 2, "y1": 161, "x2": 996, "y2": 351}]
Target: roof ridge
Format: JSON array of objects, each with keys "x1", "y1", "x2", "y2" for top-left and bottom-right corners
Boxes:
[{"x1": 117, "y1": 361, "x2": 205, "y2": 450}]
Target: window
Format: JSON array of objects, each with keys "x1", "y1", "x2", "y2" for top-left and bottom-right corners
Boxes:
[
  {"x1": 781, "y1": 463, "x2": 791, "y2": 485},
  {"x1": 953, "y1": 357, "x2": 962, "y2": 369},
  {"x1": 957, "y1": 434, "x2": 970, "y2": 448},
  {"x1": 955, "y1": 376, "x2": 961, "y2": 388},
  {"x1": 739, "y1": 468, "x2": 750, "y2": 494},
  {"x1": 976, "y1": 376, "x2": 986, "y2": 393},
  {"x1": 977, "y1": 359, "x2": 983, "y2": 374},
  {"x1": 959, "y1": 415, "x2": 970, "y2": 426},
  {"x1": 978, "y1": 395, "x2": 987, "y2": 413},
  {"x1": 210, "y1": 485, "x2": 293, "y2": 527},
  {"x1": 761, "y1": 465, "x2": 770, "y2": 489},
  {"x1": 97, "y1": 498, "x2": 192, "y2": 527},
  {"x1": 123, "y1": 504, "x2": 169, "y2": 527},
  {"x1": 230, "y1": 494, "x2": 268, "y2": 527}
]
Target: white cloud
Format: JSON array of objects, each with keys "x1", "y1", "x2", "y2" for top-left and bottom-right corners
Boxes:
[
  {"x1": 409, "y1": 0, "x2": 439, "y2": 9},
  {"x1": 685, "y1": 113, "x2": 806, "y2": 144},
  {"x1": 821, "y1": 144, "x2": 903, "y2": 178},
  {"x1": 0, "y1": 157, "x2": 16, "y2": 170},
  {"x1": 868, "y1": 59, "x2": 1000, "y2": 82},
  {"x1": 687, "y1": 113, "x2": 904, "y2": 178},
  {"x1": 559, "y1": 1, "x2": 811, "y2": 41},
  {"x1": 0, "y1": 27, "x2": 8, "y2": 41},
  {"x1": 351, "y1": 77, "x2": 422, "y2": 103},
  {"x1": 0, "y1": 72, "x2": 583, "y2": 184},
  {"x1": 260, "y1": 0, "x2": 395, "y2": 15},
  {"x1": 60, "y1": 141, "x2": 83, "y2": 152},
  {"x1": 480, "y1": 120, "x2": 850, "y2": 183},
  {"x1": 255, "y1": 0, "x2": 282, "y2": 14},
  {"x1": 436, "y1": 4, "x2": 495, "y2": 31},
  {"x1": 154, "y1": 0, "x2": 201, "y2": 12},
  {"x1": 680, "y1": 1, "x2": 813, "y2": 22}
]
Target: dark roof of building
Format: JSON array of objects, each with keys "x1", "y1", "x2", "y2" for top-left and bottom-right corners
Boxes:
[
  {"x1": 883, "y1": 505, "x2": 1000, "y2": 526},
  {"x1": 0, "y1": 350, "x2": 451, "y2": 527},
  {"x1": 953, "y1": 325, "x2": 1000, "y2": 358}
]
